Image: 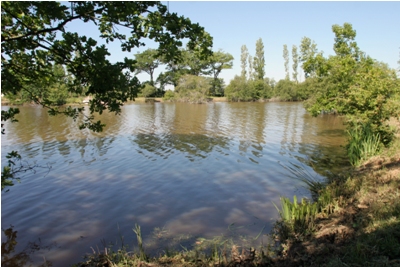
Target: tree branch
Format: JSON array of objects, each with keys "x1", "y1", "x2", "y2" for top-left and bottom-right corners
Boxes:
[{"x1": 2, "y1": 7, "x2": 106, "y2": 43}]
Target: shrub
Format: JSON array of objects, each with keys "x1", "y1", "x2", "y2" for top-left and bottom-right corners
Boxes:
[
  {"x1": 174, "y1": 75, "x2": 210, "y2": 103},
  {"x1": 163, "y1": 90, "x2": 175, "y2": 101}
]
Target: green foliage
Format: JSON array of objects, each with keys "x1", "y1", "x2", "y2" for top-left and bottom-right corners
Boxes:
[
  {"x1": 162, "y1": 90, "x2": 175, "y2": 101},
  {"x1": 134, "y1": 49, "x2": 161, "y2": 85},
  {"x1": 347, "y1": 124, "x2": 382, "y2": 166},
  {"x1": 274, "y1": 196, "x2": 318, "y2": 238},
  {"x1": 299, "y1": 36, "x2": 319, "y2": 78},
  {"x1": 133, "y1": 224, "x2": 147, "y2": 261},
  {"x1": 224, "y1": 75, "x2": 254, "y2": 102},
  {"x1": 295, "y1": 77, "x2": 319, "y2": 100},
  {"x1": 209, "y1": 50, "x2": 233, "y2": 96},
  {"x1": 1, "y1": 108, "x2": 19, "y2": 134},
  {"x1": 1, "y1": 151, "x2": 21, "y2": 191},
  {"x1": 0, "y1": 151, "x2": 44, "y2": 192},
  {"x1": 209, "y1": 78, "x2": 225, "y2": 97},
  {"x1": 1, "y1": 1, "x2": 213, "y2": 130},
  {"x1": 139, "y1": 83, "x2": 156, "y2": 98},
  {"x1": 292, "y1": 45, "x2": 299, "y2": 83},
  {"x1": 283, "y1": 44, "x2": 290, "y2": 80},
  {"x1": 274, "y1": 79, "x2": 298, "y2": 101},
  {"x1": 249, "y1": 79, "x2": 272, "y2": 99},
  {"x1": 160, "y1": 47, "x2": 231, "y2": 91},
  {"x1": 240, "y1": 45, "x2": 249, "y2": 79},
  {"x1": 332, "y1": 23, "x2": 360, "y2": 59},
  {"x1": 174, "y1": 75, "x2": 210, "y2": 103},
  {"x1": 303, "y1": 23, "x2": 400, "y2": 156},
  {"x1": 225, "y1": 74, "x2": 273, "y2": 102},
  {"x1": 253, "y1": 38, "x2": 265, "y2": 80}
]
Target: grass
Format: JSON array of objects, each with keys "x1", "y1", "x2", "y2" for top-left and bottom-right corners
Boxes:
[{"x1": 270, "y1": 120, "x2": 400, "y2": 266}]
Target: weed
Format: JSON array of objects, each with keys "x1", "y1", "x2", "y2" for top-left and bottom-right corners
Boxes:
[
  {"x1": 347, "y1": 123, "x2": 382, "y2": 166},
  {"x1": 273, "y1": 195, "x2": 318, "y2": 239},
  {"x1": 133, "y1": 223, "x2": 147, "y2": 261}
]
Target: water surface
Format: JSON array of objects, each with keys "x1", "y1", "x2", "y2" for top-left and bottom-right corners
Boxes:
[{"x1": 1, "y1": 102, "x2": 347, "y2": 266}]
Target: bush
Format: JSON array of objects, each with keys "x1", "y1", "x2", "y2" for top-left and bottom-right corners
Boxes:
[
  {"x1": 174, "y1": 75, "x2": 210, "y2": 103},
  {"x1": 274, "y1": 79, "x2": 298, "y2": 101},
  {"x1": 163, "y1": 90, "x2": 175, "y2": 101},
  {"x1": 139, "y1": 84, "x2": 156, "y2": 98},
  {"x1": 224, "y1": 76, "x2": 254, "y2": 101}
]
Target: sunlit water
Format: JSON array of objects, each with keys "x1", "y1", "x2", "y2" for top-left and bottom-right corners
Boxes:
[{"x1": 1, "y1": 102, "x2": 347, "y2": 266}]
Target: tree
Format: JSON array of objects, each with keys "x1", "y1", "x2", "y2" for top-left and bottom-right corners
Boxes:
[
  {"x1": 248, "y1": 55, "x2": 254, "y2": 80},
  {"x1": 240, "y1": 45, "x2": 249, "y2": 79},
  {"x1": 300, "y1": 37, "x2": 318, "y2": 78},
  {"x1": 208, "y1": 50, "x2": 234, "y2": 96},
  {"x1": 332, "y1": 23, "x2": 360, "y2": 59},
  {"x1": 160, "y1": 49, "x2": 191, "y2": 88},
  {"x1": 134, "y1": 49, "x2": 161, "y2": 86},
  {"x1": 1, "y1": 1, "x2": 213, "y2": 132},
  {"x1": 305, "y1": 23, "x2": 399, "y2": 147},
  {"x1": 292, "y1": 45, "x2": 299, "y2": 83},
  {"x1": 1, "y1": 1, "x2": 213, "y2": 190},
  {"x1": 283, "y1": 44, "x2": 290, "y2": 80},
  {"x1": 160, "y1": 47, "x2": 211, "y2": 89},
  {"x1": 253, "y1": 38, "x2": 265, "y2": 80},
  {"x1": 183, "y1": 49, "x2": 211, "y2": 76}
]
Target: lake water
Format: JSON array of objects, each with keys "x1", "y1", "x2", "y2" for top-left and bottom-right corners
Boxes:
[{"x1": 1, "y1": 102, "x2": 347, "y2": 266}]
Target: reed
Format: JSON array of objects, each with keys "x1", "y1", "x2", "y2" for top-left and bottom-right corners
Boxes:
[
  {"x1": 133, "y1": 223, "x2": 147, "y2": 261},
  {"x1": 346, "y1": 124, "x2": 381, "y2": 166},
  {"x1": 274, "y1": 195, "x2": 318, "y2": 236}
]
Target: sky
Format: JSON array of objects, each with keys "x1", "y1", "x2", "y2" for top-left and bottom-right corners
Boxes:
[{"x1": 66, "y1": 1, "x2": 400, "y2": 87}]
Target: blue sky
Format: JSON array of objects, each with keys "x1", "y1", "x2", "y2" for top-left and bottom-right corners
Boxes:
[{"x1": 66, "y1": 1, "x2": 400, "y2": 86}]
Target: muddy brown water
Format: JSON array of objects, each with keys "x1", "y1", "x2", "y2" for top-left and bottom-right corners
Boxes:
[{"x1": 1, "y1": 102, "x2": 347, "y2": 266}]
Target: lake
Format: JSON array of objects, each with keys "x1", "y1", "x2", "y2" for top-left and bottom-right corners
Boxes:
[{"x1": 1, "y1": 101, "x2": 347, "y2": 266}]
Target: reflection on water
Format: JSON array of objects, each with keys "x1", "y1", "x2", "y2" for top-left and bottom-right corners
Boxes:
[
  {"x1": 1, "y1": 102, "x2": 348, "y2": 266},
  {"x1": 1, "y1": 226, "x2": 56, "y2": 267}
]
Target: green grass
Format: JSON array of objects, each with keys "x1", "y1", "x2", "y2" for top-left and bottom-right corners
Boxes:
[{"x1": 347, "y1": 124, "x2": 382, "y2": 166}]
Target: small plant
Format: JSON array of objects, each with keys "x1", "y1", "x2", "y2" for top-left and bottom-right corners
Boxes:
[
  {"x1": 347, "y1": 123, "x2": 382, "y2": 166},
  {"x1": 274, "y1": 195, "x2": 318, "y2": 235},
  {"x1": 133, "y1": 224, "x2": 147, "y2": 261}
]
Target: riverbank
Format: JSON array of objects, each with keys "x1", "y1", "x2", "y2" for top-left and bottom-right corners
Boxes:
[
  {"x1": 0, "y1": 96, "x2": 255, "y2": 106},
  {"x1": 74, "y1": 120, "x2": 400, "y2": 266},
  {"x1": 272, "y1": 126, "x2": 400, "y2": 266}
]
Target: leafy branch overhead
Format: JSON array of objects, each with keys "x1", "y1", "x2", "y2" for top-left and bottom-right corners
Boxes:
[{"x1": 1, "y1": 1, "x2": 213, "y2": 131}]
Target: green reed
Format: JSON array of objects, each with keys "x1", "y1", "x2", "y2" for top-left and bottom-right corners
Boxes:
[
  {"x1": 274, "y1": 195, "x2": 318, "y2": 236},
  {"x1": 347, "y1": 124, "x2": 381, "y2": 166}
]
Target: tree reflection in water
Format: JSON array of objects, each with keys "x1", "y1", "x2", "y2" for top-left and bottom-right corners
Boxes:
[{"x1": 1, "y1": 225, "x2": 56, "y2": 267}]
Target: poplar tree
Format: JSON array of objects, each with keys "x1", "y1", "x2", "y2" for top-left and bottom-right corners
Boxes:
[
  {"x1": 292, "y1": 45, "x2": 299, "y2": 83},
  {"x1": 240, "y1": 45, "x2": 249, "y2": 79},
  {"x1": 300, "y1": 37, "x2": 318, "y2": 78},
  {"x1": 253, "y1": 38, "x2": 265, "y2": 80},
  {"x1": 283, "y1": 44, "x2": 290, "y2": 80},
  {"x1": 248, "y1": 55, "x2": 254, "y2": 80}
]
